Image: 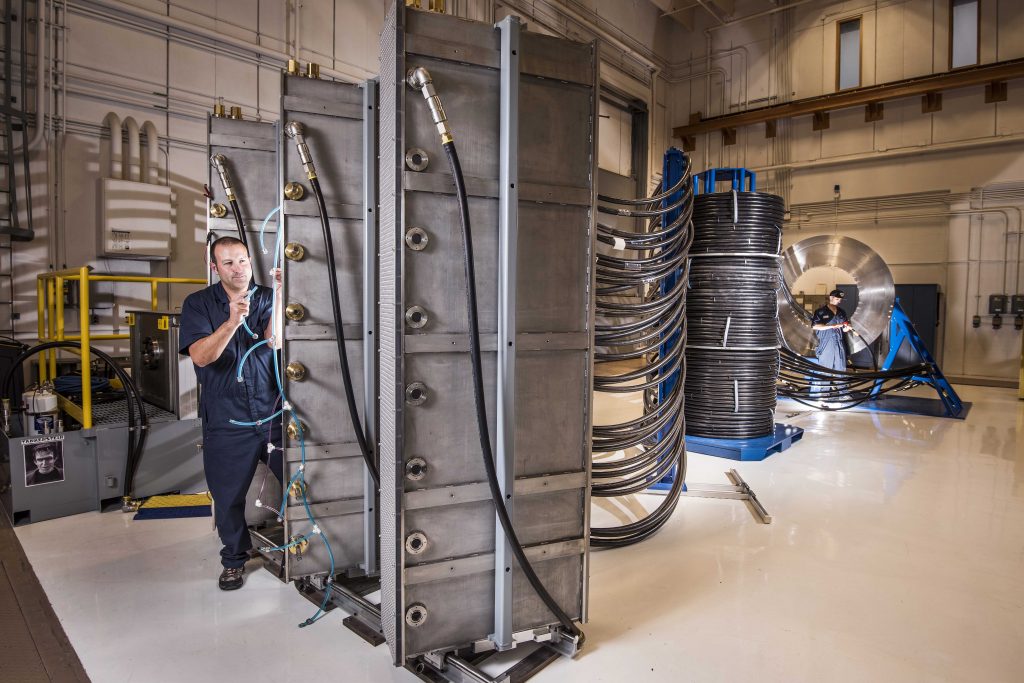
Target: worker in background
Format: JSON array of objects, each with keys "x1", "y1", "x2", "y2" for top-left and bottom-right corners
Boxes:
[
  {"x1": 810, "y1": 289, "x2": 852, "y2": 403},
  {"x1": 179, "y1": 236, "x2": 282, "y2": 591}
]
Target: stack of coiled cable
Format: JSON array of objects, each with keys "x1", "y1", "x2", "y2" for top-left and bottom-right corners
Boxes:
[
  {"x1": 590, "y1": 154, "x2": 693, "y2": 549},
  {"x1": 685, "y1": 190, "x2": 785, "y2": 439}
]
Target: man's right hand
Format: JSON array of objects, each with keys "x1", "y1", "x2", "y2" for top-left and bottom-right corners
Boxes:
[{"x1": 228, "y1": 294, "x2": 251, "y2": 328}]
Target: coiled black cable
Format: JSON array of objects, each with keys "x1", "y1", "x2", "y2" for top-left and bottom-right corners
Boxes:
[
  {"x1": 685, "y1": 348, "x2": 778, "y2": 438},
  {"x1": 591, "y1": 155, "x2": 693, "y2": 549},
  {"x1": 442, "y1": 140, "x2": 583, "y2": 642},
  {"x1": 3, "y1": 341, "x2": 149, "y2": 498},
  {"x1": 684, "y1": 190, "x2": 785, "y2": 440},
  {"x1": 777, "y1": 347, "x2": 928, "y2": 410},
  {"x1": 691, "y1": 192, "x2": 785, "y2": 255},
  {"x1": 307, "y1": 175, "x2": 379, "y2": 487}
]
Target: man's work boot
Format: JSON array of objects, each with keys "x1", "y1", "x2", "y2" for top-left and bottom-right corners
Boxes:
[{"x1": 219, "y1": 566, "x2": 245, "y2": 591}]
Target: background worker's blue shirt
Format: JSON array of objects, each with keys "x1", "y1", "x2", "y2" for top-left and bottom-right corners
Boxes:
[
  {"x1": 178, "y1": 283, "x2": 278, "y2": 431},
  {"x1": 811, "y1": 304, "x2": 849, "y2": 350}
]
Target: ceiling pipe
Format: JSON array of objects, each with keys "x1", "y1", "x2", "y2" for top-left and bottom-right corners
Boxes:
[
  {"x1": 707, "y1": 0, "x2": 820, "y2": 31},
  {"x1": 81, "y1": 0, "x2": 368, "y2": 83}
]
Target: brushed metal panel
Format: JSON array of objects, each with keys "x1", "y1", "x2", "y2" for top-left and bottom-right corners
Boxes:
[
  {"x1": 284, "y1": 340, "x2": 366, "y2": 445},
  {"x1": 287, "y1": 512, "x2": 366, "y2": 579},
  {"x1": 283, "y1": 215, "x2": 364, "y2": 330},
  {"x1": 404, "y1": 192, "x2": 498, "y2": 335},
  {"x1": 403, "y1": 351, "x2": 496, "y2": 488},
  {"x1": 403, "y1": 499, "x2": 495, "y2": 564},
  {"x1": 514, "y1": 351, "x2": 588, "y2": 477}
]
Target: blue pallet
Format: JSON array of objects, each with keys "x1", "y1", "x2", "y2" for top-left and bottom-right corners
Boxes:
[{"x1": 686, "y1": 423, "x2": 804, "y2": 462}]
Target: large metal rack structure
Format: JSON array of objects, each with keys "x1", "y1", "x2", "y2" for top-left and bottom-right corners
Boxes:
[{"x1": 378, "y1": 4, "x2": 597, "y2": 676}]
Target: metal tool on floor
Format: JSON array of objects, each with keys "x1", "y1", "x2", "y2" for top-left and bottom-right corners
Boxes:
[{"x1": 651, "y1": 469, "x2": 772, "y2": 524}]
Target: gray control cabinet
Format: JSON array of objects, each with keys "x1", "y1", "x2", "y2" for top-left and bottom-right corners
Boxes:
[
  {"x1": 378, "y1": 4, "x2": 596, "y2": 662},
  {"x1": 128, "y1": 310, "x2": 198, "y2": 418},
  {"x1": 280, "y1": 73, "x2": 378, "y2": 580}
]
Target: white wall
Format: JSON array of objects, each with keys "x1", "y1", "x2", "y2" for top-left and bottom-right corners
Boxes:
[
  {"x1": 667, "y1": 0, "x2": 1024, "y2": 383},
  {"x1": 8, "y1": 0, "x2": 684, "y2": 358}
]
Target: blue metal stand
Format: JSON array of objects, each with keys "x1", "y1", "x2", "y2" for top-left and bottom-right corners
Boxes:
[
  {"x1": 869, "y1": 300, "x2": 965, "y2": 418},
  {"x1": 649, "y1": 149, "x2": 687, "y2": 491},
  {"x1": 648, "y1": 162, "x2": 803, "y2": 489},
  {"x1": 693, "y1": 167, "x2": 756, "y2": 195},
  {"x1": 684, "y1": 424, "x2": 805, "y2": 462}
]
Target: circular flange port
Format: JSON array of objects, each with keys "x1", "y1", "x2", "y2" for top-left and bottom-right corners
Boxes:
[
  {"x1": 405, "y1": 147, "x2": 429, "y2": 172},
  {"x1": 405, "y1": 227, "x2": 429, "y2": 251},
  {"x1": 405, "y1": 457, "x2": 428, "y2": 481},
  {"x1": 405, "y1": 603, "x2": 429, "y2": 628},
  {"x1": 405, "y1": 531, "x2": 428, "y2": 555},
  {"x1": 405, "y1": 305, "x2": 428, "y2": 329},
  {"x1": 405, "y1": 382, "x2": 428, "y2": 406}
]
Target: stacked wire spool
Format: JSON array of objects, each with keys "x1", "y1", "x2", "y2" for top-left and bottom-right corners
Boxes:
[
  {"x1": 590, "y1": 154, "x2": 694, "y2": 548},
  {"x1": 685, "y1": 189, "x2": 785, "y2": 440}
]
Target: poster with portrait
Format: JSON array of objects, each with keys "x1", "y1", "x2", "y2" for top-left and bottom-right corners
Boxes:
[{"x1": 23, "y1": 435, "x2": 65, "y2": 487}]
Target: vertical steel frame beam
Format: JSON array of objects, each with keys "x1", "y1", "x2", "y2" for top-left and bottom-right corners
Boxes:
[
  {"x1": 362, "y1": 79, "x2": 380, "y2": 575},
  {"x1": 492, "y1": 15, "x2": 520, "y2": 650}
]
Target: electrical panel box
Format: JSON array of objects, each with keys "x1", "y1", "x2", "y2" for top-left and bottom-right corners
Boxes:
[
  {"x1": 97, "y1": 178, "x2": 173, "y2": 259},
  {"x1": 989, "y1": 294, "x2": 1008, "y2": 315},
  {"x1": 127, "y1": 310, "x2": 197, "y2": 419},
  {"x1": 1011, "y1": 295, "x2": 1024, "y2": 314}
]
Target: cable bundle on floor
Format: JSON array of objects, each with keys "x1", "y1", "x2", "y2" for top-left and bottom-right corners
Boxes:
[
  {"x1": 685, "y1": 190, "x2": 785, "y2": 440},
  {"x1": 590, "y1": 153, "x2": 693, "y2": 549},
  {"x1": 776, "y1": 347, "x2": 928, "y2": 410}
]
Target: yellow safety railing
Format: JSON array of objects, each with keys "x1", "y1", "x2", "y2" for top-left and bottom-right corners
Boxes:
[{"x1": 37, "y1": 267, "x2": 205, "y2": 428}]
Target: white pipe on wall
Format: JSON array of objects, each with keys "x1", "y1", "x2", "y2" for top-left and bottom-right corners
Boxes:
[
  {"x1": 24, "y1": 5, "x2": 48, "y2": 151},
  {"x1": 750, "y1": 133, "x2": 1024, "y2": 173},
  {"x1": 123, "y1": 116, "x2": 140, "y2": 182},
  {"x1": 141, "y1": 120, "x2": 159, "y2": 185},
  {"x1": 102, "y1": 111, "x2": 122, "y2": 179}
]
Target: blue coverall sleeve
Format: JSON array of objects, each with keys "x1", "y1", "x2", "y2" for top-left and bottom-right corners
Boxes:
[
  {"x1": 249, "y1": 287, "x2": 274, "y2": 336},
  {"x1": 179, "y1": 294, "x2": 213, "y2": 356}
]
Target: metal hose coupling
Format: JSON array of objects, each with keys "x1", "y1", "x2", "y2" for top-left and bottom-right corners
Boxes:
[
  {"x1": 406, "y1": 67, "x2": 453, "y2": 144},
  {"x1": 284, "y1": 121, "x2": 317, "y2": 180},
  {"x1": 210, "y1": 154, "x2": 236, "y2": 201}
]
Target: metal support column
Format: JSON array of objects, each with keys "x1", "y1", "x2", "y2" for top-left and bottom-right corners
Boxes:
[
  {"x1": 362, "y1": 78, "x2": 379, "y2": 576},
  {"x1": 492, "y1": 14, "x2": 520, "y2": 652}
]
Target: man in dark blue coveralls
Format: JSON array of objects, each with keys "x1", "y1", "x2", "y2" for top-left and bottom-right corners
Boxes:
[
  {"x1": 179, "y1": 236, "x2": 282, "y2": 590},
  {"x1": 810, "y1": 288, "x2": 853, "y2": 403}
]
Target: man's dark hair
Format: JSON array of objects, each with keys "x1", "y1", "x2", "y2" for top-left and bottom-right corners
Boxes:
[{"x1": 210, "y1": 236, "x2": 249, "y2": 261}]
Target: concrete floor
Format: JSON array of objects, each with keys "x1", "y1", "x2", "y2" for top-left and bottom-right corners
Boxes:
[{"x1": 15, "y1": 384, "x2": 1024, "y2": 682}]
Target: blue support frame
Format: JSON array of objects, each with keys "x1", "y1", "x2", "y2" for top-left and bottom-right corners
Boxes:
[
  {"x1": 870, "y1": 299, "x2": 964, "y2": 417},
  {"x1": 649, "y1": 148, "x2": 687, "y2": 492},
  {"x1": 693, "y1": 167, "x2": 756, "y2": 195},
  {"x1": 650, "y1": 164, "x2": 803, "y2": 483}
]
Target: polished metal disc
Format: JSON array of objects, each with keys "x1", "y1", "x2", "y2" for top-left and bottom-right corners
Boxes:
[{"x1": 778, "y1": 235, "x2": 894, "y2": 354}]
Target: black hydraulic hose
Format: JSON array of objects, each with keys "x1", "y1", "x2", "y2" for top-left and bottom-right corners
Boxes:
[
  {"x1": 308, "y1": 175, "x2": 379, "y2": 487},
  {"x1": 3, "y1": 341, "x2": 148, "y2": 498},
  {"x1": 442, "y1": 139, "x2": 583, "y2": 643},
  {"x1": 227, "y1": 198, "x2": 252, "y2": 254}
]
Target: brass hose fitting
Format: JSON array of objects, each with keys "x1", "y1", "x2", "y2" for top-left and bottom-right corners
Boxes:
[
  {"x1": 210, "y1": 154, "x2": 236, "y2": 202},
  {"x1": 284, "y1": 121, "x2": 317, "y2": 181},
  {"x1": 406, "y1": 67, "x2": 453, "y2": 144}
]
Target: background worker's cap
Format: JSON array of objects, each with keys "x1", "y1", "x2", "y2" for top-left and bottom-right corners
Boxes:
[{"x1": 828, "y1": 289, "x2": 845, "y2": 298}]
